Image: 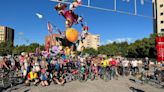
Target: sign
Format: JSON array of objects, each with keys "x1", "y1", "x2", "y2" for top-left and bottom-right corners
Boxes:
[{"x1": 156, "y1": 36, "x2": 164, "y2": 62}]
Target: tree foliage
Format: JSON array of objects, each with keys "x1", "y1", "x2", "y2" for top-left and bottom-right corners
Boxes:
[
  {"x1": 13, "y1": 43, "x2": 45, "y2": 55},
  {"x1": 82, "y1": 48, "x2": 98, "y2": 56},
  {"x1": 0, "y1": 34, "x2": 157, "y2": 58},
  {"x1": 0, "y1": 41, "x2": 13, "y2": 56},
  {"x1": 98, "y1": 34, "x2": 157, "y2": 58}
]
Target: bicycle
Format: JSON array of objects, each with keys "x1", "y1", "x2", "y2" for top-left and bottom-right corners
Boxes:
[
  {"x1": 148, "y1": 68, "x2": 164, "y2": 88},
  {"x1": 0, "y1": 69, "x2": 24, "y2": 89},
  {"x1": 62, "y1": 73, "x2": 74, "y2": 83},
  {"x1": 78, "y1": 66, "x2": 87, "y2": 82},
  {"x1": 71, "y1": 69, "x2": 79, "y2": 80},
  {"x1": 99, "y1": 67, "x2": 110, "y2": 82},
  {"x1": 62, "y1": 68, "x2": 74, "y2": 83},
  {"x1": 137, "y1": 67, "x2": 164, "y2": 88},
  {"x1": 88, "y1": 71, "x2": 96, "y2": 81}
]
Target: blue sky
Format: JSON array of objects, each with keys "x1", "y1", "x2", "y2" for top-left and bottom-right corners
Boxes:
[{"x1": 0, "y1": 0, "x2": 153, "y2": 45}]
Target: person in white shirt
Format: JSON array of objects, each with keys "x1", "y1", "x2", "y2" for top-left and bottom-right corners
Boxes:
[
  {"x1": 122, "y1": 59, "x2": 129, "y2": 68},
  {"x1": 122, "y1": 58, "x2": 130, "y2": 76},
  {"x1": 131, "y1": 59, "x2": 138, "y2": 67},
  {"x1": 131, "y1": 59, "x2": 139, "y2": 75}
]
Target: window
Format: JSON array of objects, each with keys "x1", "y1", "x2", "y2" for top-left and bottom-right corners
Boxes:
[
  {"x1": 161, "y1": 21, "x2": 164, "y2": 24},
  {"x1": 161, "y1": 12, "x2": 163, "y2": 16},
  {"x1": 161, "y1": 29, "x2": 164, "y2": 32},
  {"x1": 160, "y1": 4, "x2": 163, "y2": 8}
]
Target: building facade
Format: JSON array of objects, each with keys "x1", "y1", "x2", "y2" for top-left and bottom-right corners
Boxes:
[
  {"x1": 45, "y1": 34, "x2": 61, "y2": 47},
  {"x1": 83, "y1": 33, "x2": 100, "y2": 50},
  {"x1": 0, "y1": 26, "x2": 14, "y2": 44},
  {"x1": 153, "y1": 0, "x2": 164, "y2": 62},
  {"x1": 153, "y1": 0, "x2": 164, "y2": 34}
]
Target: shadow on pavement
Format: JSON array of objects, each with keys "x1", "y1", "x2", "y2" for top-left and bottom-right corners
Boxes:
[
  {"x1": 24, "y1": 89, "x2": 31, "y2": 92},
  {"x1": 129, "y1": 87, "x2": 145, "y2": 92}
]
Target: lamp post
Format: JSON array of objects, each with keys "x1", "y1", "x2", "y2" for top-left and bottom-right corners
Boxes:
[
  {"x1": 114, "y1": 0, "x2": 117, "y2": 11},
  {"x1": 134, "y1": 0, "x2": 137, "y2": 15},
  {"x1": 152, "y1": 0, "x2": 156, "y2": 19},
  {"x1": 88, "y1": 0, "x2": 90, "y2": 6}
]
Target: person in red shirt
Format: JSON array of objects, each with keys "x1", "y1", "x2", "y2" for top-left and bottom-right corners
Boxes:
[
  {"x1": 110, "y1": 59, "x2": 117, "y2": 66},
  {"x1": 109, "y1": 58, "x2": 118, "y2": 80}
]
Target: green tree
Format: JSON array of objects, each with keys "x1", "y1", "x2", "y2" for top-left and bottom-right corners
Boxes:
[
  {"x1": 13, "y1": 43, "x2": 42, "y2": 55},
  {"x1": 13, "y1": 45, "x2": 26, "y2": 55},
  {"x1": 26, "y1": 43, "x2": 40, "y2": 53},
  {"x1": 98, "y1": 34, "x2": 157, "y2": 58},
  {"x1": 0, "y1": 41, "x2": 13, "y2": 56},
  {"x1": 126, "y1": 34, "x2": 157, "y2": 58},
  {"x1": 83, "y1": 48, "x2": 98, "y2": 56},
  {"x1": 98, "y1": 41, "x2": 129, "y2": 56}
]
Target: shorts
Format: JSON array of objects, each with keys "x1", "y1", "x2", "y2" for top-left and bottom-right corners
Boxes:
[{"x1": 40, "y1": 74, "x2": 47, "y2": 81}]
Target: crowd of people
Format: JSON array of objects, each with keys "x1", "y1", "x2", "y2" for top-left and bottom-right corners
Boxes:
[{"x1": 0, "y1": 52, "x2": 164, "y2": 87}]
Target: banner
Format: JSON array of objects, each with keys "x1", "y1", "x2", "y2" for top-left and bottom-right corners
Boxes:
[
  {"x1": 47, "y1": 21, "x2": 53, "y2": 34},
  {"x1": 156, "y1": 36, "x2": 164, "y2": 62}
]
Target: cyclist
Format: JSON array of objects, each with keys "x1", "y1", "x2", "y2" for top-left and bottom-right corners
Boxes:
[
  {"x1": 92, "y1": 63, "x2": 98, "y2": 80},
  {"x1": 40, "y1": 58, "x2": 49, "y2": 86},
  {"x1": 0, "y1": 57, "x2": 9, "y2": 78},
  {"x1": 143, "y1": 57, "x2": 150, "y2": 78},
  {"x1": 122, "y1": 58, "x2": 130, "y2": 76},
  {"x1": 86, "y1": 57, "x2": 91, "y2": 76},
  {"x1": 52, "y1": 69, "x2": 65, "y2": 86},
  {"x1": 110, "y1": 58, "x2": 117, "y2": 80},
  {"x1": 27, "y1": 68, "x2": 39, "y2": 86},
  {"x1": 131, "y1": 59, "x2": 139, "y2": 76},
  {"x1": 0, "y1": 57, "x2": 9, "y2": 70},
  {"x1": 100, "y1": 58, "x2": 108, "y2": 79}
]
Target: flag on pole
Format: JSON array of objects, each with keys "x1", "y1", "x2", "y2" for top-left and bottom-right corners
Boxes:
[
  {"x1": 36, "y1": 13, "x2": 43, "y2": 19},
  {"x1": 47, "y1": 21, "x2": 53, "y2": 34}
]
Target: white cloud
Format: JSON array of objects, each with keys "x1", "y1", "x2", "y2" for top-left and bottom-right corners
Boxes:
[
  {"x1": 18, "y1": 32, "x2": 24, "y2": 36},
  {"x1": 106, "y1": 40, "x2": 114, "y2": 43},
  {"x1": 101, "y1": 37, "x2": 133, "y2": 45},
  {"x1": 114, "y1": 38, "x2": 132, "y2": 43}
]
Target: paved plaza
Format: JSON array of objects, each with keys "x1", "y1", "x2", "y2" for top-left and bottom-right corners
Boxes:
[{"x1": 6, "y1": 76, "x2": 163, "y2": 92}]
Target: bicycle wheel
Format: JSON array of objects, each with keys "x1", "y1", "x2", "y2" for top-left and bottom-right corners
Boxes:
[
  {"x1": 8, "y1": 71, "x2": 15, "y2": 78},
  {"x1": 14, "y1": 77, "x2": 24, "y2": 84},
  {"x1": 62, "y1": 73, "x2": 72, "y2": 83},
  {"x1": 78, "y1": 73, "x2": 86, "y2": 82},
  {"x1": 90, "y1": 73, "x2": 95, "y2": 81}
]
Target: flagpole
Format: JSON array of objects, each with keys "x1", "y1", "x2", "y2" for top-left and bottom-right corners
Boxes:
[{"x1": 47, "y1": 22, "x2": 55, "y2": 47}]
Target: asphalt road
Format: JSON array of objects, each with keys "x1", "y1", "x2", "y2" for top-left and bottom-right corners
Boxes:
[{"x1": 4, "y1": 76, "x2": 163, "y2": 92}]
